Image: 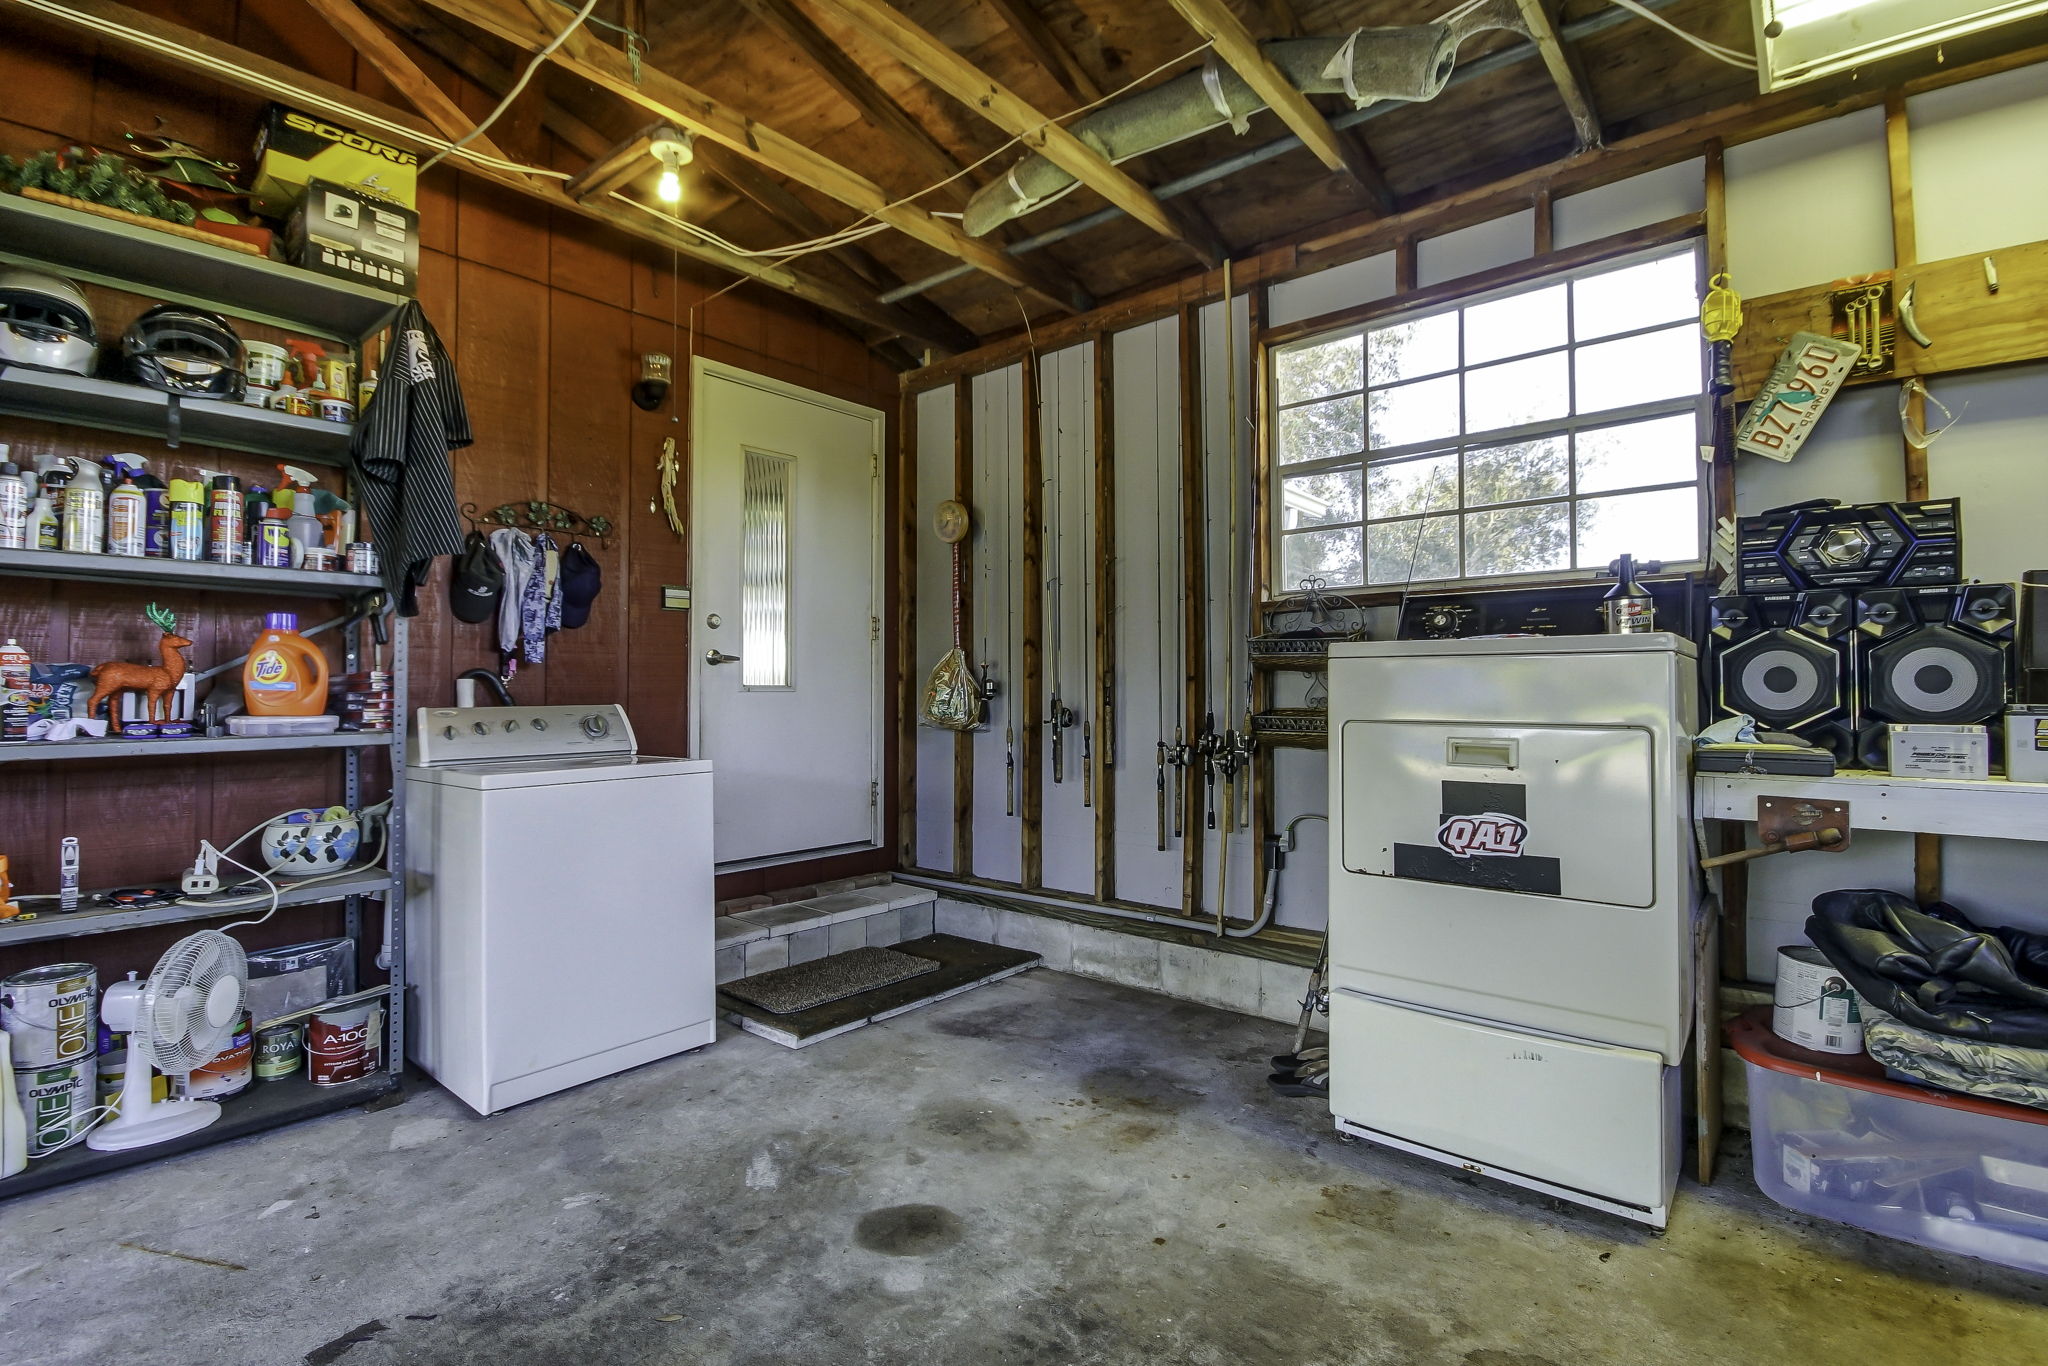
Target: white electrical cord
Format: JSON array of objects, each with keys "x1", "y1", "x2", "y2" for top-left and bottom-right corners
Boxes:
[
  {"x1": 421, "y1": 0, "x2": 601, "y2": 173},
  {"x1": 1609, "y1": 0, "x2": 1759, "y2": 69}
]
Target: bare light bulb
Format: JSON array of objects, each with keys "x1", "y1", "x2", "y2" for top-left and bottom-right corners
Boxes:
[{"x1": 657, "y1": 166, "x2": 682, "y2": 204}]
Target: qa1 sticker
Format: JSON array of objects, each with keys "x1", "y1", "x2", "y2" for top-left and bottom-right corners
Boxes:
[{"x1": 1436, "y1": 812, "x2": 1527, "y2": 858}]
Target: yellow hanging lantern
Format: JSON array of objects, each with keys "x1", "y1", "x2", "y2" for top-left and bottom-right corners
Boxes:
[{"x1": 1701, "y1": 272, "x2": 1743, "y2": 342}]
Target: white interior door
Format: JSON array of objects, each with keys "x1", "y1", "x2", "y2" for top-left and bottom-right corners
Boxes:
[{"x1": 691, "y1": 360, "x2": 883, "y2": 865}]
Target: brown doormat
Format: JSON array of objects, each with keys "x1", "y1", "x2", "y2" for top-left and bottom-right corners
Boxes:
[
  {"x1": 719, "y1": 934, "x2": 1041, "y2": 1049},
  {"x1": 722, "y1": 945, "x2": 940, "y2": 1015}
]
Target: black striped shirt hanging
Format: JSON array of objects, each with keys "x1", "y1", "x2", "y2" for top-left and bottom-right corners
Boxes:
[{"x1": 350, "y1": 300, "x2": 471, "y2": 615}]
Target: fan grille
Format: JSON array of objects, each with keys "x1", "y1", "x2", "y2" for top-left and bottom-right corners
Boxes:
[{"x1": 143, "y1": 930, "x2": 248, "y2": 1073}]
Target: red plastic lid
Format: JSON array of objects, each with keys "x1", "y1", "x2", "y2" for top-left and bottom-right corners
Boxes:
[{"x1": 1727, "y1": 1007, "x2": 2048, "y2": 1127}]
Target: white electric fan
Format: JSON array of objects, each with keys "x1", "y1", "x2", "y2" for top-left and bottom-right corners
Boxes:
[{"x1": 88, "y1": 930, "x2": 248, "y2": 1151}]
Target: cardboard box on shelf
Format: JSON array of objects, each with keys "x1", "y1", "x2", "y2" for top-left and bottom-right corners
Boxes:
[
  {"x1": 251, "y1": 104, "x2": 418, "y2": 218},
  {"x1": 285, "y1": 180, "x2": 418, "y2": 295}
]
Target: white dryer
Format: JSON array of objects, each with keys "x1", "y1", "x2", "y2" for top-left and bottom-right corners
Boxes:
[
  {"x1": 406, "y1": 705, "x2": 716, "y2": 1116},
  {"x1": 1326, "y1": 634, "x2": 1698, "y2": 1226}
]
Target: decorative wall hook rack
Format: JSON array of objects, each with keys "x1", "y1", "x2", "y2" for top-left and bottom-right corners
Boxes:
[{"x1": 465, "y1": 500, "x2": 614, "y2": 541}]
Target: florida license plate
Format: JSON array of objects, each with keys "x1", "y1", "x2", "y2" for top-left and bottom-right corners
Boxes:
[{"x1": 1735, "y1": 331, "x2": 1861, "y2": 463}]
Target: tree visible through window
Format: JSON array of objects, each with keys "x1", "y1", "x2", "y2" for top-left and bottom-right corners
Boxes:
[{"x1": 1270, "y1": 244, "x2": 1708, "y2": 593}]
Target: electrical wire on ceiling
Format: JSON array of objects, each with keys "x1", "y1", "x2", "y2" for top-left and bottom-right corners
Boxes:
[
  {"x1": 1609, "y1": 0, "x2": 1759, "y2": 69},
  {"x1": 11, "y1": 0, "x2": 577, "y2": 182},
  {"x1": 421, "y1": 0, "x2": 600, "y2": 172}
]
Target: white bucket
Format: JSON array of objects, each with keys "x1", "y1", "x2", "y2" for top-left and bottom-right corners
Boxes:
[{"x1": 1773, "y1": 945, "x2": 1866, "y2": 1054}]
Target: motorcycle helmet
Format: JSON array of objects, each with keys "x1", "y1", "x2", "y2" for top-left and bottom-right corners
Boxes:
[
  {"x1": 123, "y1": 304, "x2": 245, "y2": 400},
  {"x1": 0, "y1": 267, "x2": 98, "y2": 375}
]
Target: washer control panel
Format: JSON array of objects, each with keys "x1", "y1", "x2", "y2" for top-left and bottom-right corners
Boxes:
[{"x1": 411, "y1": 703, "x2": 637, "y2": 766}]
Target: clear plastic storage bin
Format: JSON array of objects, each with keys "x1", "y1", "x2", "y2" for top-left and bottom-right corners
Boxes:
[{"x1": 1731, "y1": 1011, "x2": 2048, "y2": 1273}]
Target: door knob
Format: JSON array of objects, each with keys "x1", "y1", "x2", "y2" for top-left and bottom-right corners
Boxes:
[{"x1": 705, "y1": 649, "x2": 741, "y2": 666}]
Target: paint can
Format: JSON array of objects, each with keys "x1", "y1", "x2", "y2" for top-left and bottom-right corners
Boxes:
[
  {"x1": 171, "y1": 1009, "x2": 253, "y2": 1100},
  {"x1": 15, "y1": 1058, "x2": 93, "y2": 1156},
  {"x1": 344, "y1": 542, "x2": 378, "y2": 575},
  {"x1": 1773, "y1": 945, "x2": 1866, "y2": 1054},
  {"x1": 307, "y1": 1002, "x2": 381, "y2": 1086},
  {"x1": 317, "y1": 397, "x2": 355, "y2": 425},
  {"x1": 244, "y1": 340, "x2": 287, "y2": 390},
  {"x1": 97, "y1": 1036, "x2": 168, "y2": 1115},
  {"x1": 1, "y1": 963, "x2": 97, "y2": 1067},
  {"x1": 254, "y1": 1022, "x2": 304, "y2": 1083}
]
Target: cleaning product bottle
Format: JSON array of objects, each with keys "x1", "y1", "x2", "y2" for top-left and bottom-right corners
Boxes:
[
  {"x1": 1, "y1": 637, "x2": 31, "y2": 743},
  {"x1": 0, "y1": 458, "x2": 28, "y2": 550},
  {"x1": 2, "y1": 1031, "x2": 28, "y2": 1179},
  {"x1": 59, "y1": 458, "x2": 103, "y2": 555},
  {"x1": 132, "y1": 457, "x2": 169, "y2": 558},
  {"x1": 250, "y1": 487, "x2": 292, "y2": 568},
  {"x1": 243, "y1": 612, "x2": 329, "y2": 716},
  {"x1": 106, "y1": 458, "x2": 147, "y2": 557},
  {"x1": 26, "y1": 468, "x2": 59, "y2": 551},
  {"x1": 278, "y1": 466, "x2": 324, "y2": 568},
  {"x1": 166, "y1": 476, "x2": 205, "y2": 561},
  {"x1": 205, "y1": 472, "x2": 244, "y2": 564}
]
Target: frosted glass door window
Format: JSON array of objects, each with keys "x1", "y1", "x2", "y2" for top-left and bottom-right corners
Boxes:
[{"x1": 741, "y1": 449, "x2": 793, "y2": 688}]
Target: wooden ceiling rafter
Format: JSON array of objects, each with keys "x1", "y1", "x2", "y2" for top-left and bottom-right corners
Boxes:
[
  {"x1": 1163, "y1": 0, "x2": 1395, "y2": 215},
  {"x1": 802, "y1": 0, "x2": 1195, "y2": 253},
  {"x1": 982, "y1": 0, "x2": 1103, "y2": 104},
  {"x1": 409, "y1": 0, "x2": 1093, "y2": 314},
  {"x1": 5, "y1": 0, "x2": 969, "y2": 350},
  {"x1": 305, "y1": 0, "x2": 519, "y2": 168},
  {"x1": 1513, "y1": 0, "x2": 1603, "y2": 148}
]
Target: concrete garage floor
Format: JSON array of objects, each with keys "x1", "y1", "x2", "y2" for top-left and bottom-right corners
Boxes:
[{"x1": 4, "y1": 969, "x2": 2046, "y2": 1366}]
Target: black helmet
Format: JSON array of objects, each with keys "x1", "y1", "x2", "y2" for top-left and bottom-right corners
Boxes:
[{"x1": 122, "y1": 304, "x2": 245, "y2": 400}]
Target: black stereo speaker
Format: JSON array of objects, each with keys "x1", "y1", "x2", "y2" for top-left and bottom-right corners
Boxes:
[
  {"x1": 1708, "y1": 590, "x2": 1856, "y2": 760},
  {"x1": 1736, "y1": 498, "x2": 1961, "y2": 593},
  {"x1": 1851, "y1": 584, "x2": 2014, "y2": 767}
]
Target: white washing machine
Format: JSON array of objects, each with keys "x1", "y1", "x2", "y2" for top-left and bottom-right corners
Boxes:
[
  {"x1": 1326, "y1": 635, "x2": 1699, "y2": 1226},
  {"x1": 406, "y1": 704, "x2": 716, "y2": 1116}
]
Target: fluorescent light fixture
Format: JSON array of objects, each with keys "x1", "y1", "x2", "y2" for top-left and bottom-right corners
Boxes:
[{"x1": 1754, "y1": 0, "x2": 2048, "y2": 89}]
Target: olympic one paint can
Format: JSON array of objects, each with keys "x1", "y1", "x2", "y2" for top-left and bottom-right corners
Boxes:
[
  {"x1": 1, "y1": 963, "x2": 97, "y2": 1067},
  {"x1": 15, "y1": 1058, "x2": 93, "y2": 1156}
]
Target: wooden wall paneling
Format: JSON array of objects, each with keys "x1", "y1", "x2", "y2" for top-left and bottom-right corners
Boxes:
[
  {"x1": 952, "y1": 375, "x2": 976, "y2": 878},
  {"x1": 896, "y1": 390, "x2": 919, "y2": 865},
  {"x1": 1091, "y1": 334, "x2": 1117, "y2": 902},
  {"x1": 542, "y1": 291, "x2": 633, "y2": 707},
  {"x1": 550, "y1": 205, "x2": 638, "y2": 310},
  {"x1": 1018, "y1": 358, "x2": 1045, "y2": 889},
  {"x1": 626, "y1": 311, "x2": 691, "y2": 761},
  {"x1": 1177, "y1": 305, "x2": 1206, "y2": 916}
]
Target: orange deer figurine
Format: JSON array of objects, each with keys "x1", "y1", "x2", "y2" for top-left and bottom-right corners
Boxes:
[{"x1": 88, "y1": 603, "x2": 192, "y2": 734}]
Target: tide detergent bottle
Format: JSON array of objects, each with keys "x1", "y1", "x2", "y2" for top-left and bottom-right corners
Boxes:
[{"x1": 243, "y1": 613, "x2": 329, "y2": 716}]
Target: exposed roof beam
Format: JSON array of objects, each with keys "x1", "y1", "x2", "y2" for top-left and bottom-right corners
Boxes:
[
  {"x1": 8, "y1": 0, "x2": 963, "y2": 349},
  {"x1": 982, "y1": 0, "x2": 1101, "y2": 104},
  {"x1": 1247, "y1": 0, "x2": 1396, "y2": 213},
  {"x1": 1513, "y1": 0, "x2": 1603, "y2": 148},
  {"x1": 305, "y1": 0, "x2": 518, "y2": 166},
  {"x1": 411, "y1": 0, "x2": 1091, "y2": 313},
  {"x1": 1162, "y1": 0, "x2": 1389, "y2": 208},
  {"x1": 803, "y1": 0, "x2": 1186, "y2": 245}
]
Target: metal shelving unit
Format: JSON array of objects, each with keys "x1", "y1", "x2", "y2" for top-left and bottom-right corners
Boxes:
[
  {"x1": 0, "y1": 193, "x2": 410, "y2": 1199},
  {"x1": 0, "y1": 547, "x2": 380, "y2": 596}
]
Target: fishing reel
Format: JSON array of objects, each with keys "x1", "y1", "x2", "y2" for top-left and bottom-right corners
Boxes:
[{"x1": 976, "y1": 662, "x2": 1001, "y2": 703}]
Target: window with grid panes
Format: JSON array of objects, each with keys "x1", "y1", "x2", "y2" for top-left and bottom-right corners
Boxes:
[{"x1": 1270, "y1": 243, "x2": 1709, "y2": 592}]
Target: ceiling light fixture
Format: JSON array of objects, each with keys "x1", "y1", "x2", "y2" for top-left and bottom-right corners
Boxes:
[
  {"x1": 1753, "y1": 0, "x2": 2048, "y2": 89},
  {"x1": 650, "y1": 126, "x2": 694, "y2": 205}
]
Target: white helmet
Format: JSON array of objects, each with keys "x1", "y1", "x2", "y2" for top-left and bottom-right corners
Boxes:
[{"x1": 0, "y1": 267, "x2": 97, "y2": 375}]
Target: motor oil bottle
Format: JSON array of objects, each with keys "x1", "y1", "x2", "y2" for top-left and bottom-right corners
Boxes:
[
  {"x1": 1602, "y1": 554, "x2": 1657, "y2": 635},
  {"x1": 59, "y1": 459, "x2": 103, "y2": 555},
  {"x1": 167, "y1": 477, "x2": 205, "y2": 562},
  {"x1": 243, "y1": 612, "x2": 329, "y2": 716},
  {"x1": 106, "y1": 458, "x2": 147, "y2": 557},
  {"x1": 206, "y1": 473, "x2": 245, "y2": 564},
  {"x1": 0, "y1": 459, "x2": 28, "y2": 550}
]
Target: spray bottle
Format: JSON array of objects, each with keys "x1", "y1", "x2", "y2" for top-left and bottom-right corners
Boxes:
[
  {"x1": 277, "y1": 465, "x2": 325, "y2": 568},
  {"x1": 26, "y1": 467, "x2": 59, "y2": 551},
  {"x1": 59, "y1": 458, "x2": 104, "y2": 555},
  {"x1": 0, "y1": 454, "x2": 28, "y2": 550},
  {"x1": 105, "y1": 457, "x2": 148, "y2": 557},
  {"x1": 166, "y1": 475, "x2": 205, "y2": 562},
  {"x1": 250, "y1": 486, "x2": 292, "y2": 568},
  {"x1": 205, "y1": 471, "x2": 245, "y2": 564}
]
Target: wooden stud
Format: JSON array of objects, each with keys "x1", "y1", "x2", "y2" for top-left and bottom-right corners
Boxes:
[
  {"x1": 1019, "y1": 358, "x2": 1047, "y2": 889},
  {"x1": 1705, "y1": 143, "x2": 1736, "y2": 540},
  {"x1": 1531, "y1": 186, "x2": 1554, "y2": 257},
  {"x1": 806, "y1": 0, "x2": 1188, "y2": 246},
  {"x1": 1092, "y1": 334, "x2": 1118, "y2": 902},
  {"x1": 896, "y1": 392, "x2": 920, "y2": 868},
  {"x1": 1715, "y1": 820, "x2": 1749, "y2": 981},
  {"x1": 953, "y1": 377, "x2": 977, "y2": 878},
  {"x1": 1513, "y1": 0, "x2": 1603, "y2": 149},
  {"x1": 1914, "y1": 831, "x2": 1944, "y2": 906},
  {"x1": 1394, "y1": 237, "x2": 1418, "y2": 293},
  {"x1": 562, "y1": 123, "x2": 661, "y2": 203},
  {"x1": 1178, "y1": 305, "x2": 1208, "y2": 916},
  {"x1": 1886, "y1": 93, "x2": 1932, "y2": 501},
  {"x1": 1246, "y1": 281, "x2": 1274, "y2": 939}
]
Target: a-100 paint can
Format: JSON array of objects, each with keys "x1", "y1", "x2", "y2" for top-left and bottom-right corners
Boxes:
[
  {"x1": 1, "y1": 963, "x2": 97, "y2": 1067},
  {"x1": 15, "y1": 1058, "x2": 93, "y2": 1156}
]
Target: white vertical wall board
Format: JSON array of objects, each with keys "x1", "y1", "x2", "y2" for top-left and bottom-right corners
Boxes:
[
  {"x1": 1270, "y1": 748, "x2": 1330, "y2": 931},
  {"x1": 1733, "y1": 384, "x2": 1908, "y2": 516},
  {"x1": 1909, "y1": 65, "x2": 2048, "y2": 263},
  {"x1": 1266, "y1": 253, "x2": 1397, "y2": 327},
  {"x1": 1197, "y1": 295, "x2": 1258, "y2": 922},
  {"x1": 1417, "y1": 209, "x2": 1534, "y2": 288},
  {"x1": 1924, "y1": 362, "x2": 2048, "y2": 586},
  {"x1": 913, "y1": 385, "x2": 957, "y2": 871},
  {"x1": 1552, "y1": 159, "x2": 1706, "y2": 250},
  {"x1": 1039, "y1": 344, "x2": 1098, "y2": 895},
  {"x1": 1111, "y1": 318, "x2": 1186, "y2": 907},
  {"x1": 971, "y1": 365, "x2": 1026, "y2": 885},
  {"x1": 1725, "y1": 107, "x2": 1891, "y2": 298}
]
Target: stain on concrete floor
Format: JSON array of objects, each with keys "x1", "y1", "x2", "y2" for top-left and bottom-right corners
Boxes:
[{"x1": 2, "y1": 968, "x2": 2045, "y2": 1365}]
